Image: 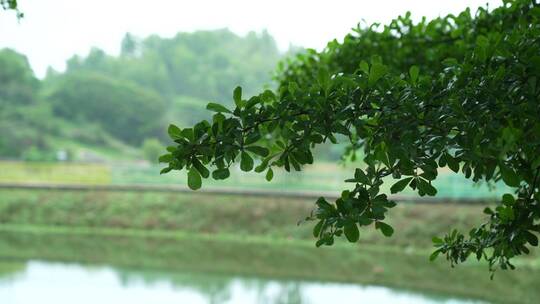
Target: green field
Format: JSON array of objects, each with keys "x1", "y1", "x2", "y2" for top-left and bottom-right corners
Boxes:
[
  {"x1": 0, "y1": 161, "x2": 510, "y2": 199},
  {"x1": 0, "y1": 161, "x2": 111, "y2": 184},
  {"x1": 0, "y1": 189, "x2": 538, "y2": 303},
  {"x1": 0, "y1": 189, "x2": 495, "y2": 247}
]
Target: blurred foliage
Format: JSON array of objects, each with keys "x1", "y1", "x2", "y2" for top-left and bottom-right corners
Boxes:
[
  {"x1": 63, "y1": 30, "x2": 280, "y2": 102},
  {"x1": 0, "y1": 48, "x2": 38, "y2": 105},
  {"x1": 162, "y1": 0, "x2": 540, "y2": 273},
  {"x1": 0, "y1": 30, "x2": 281, "y2": 159},
  {"x1": 0, "y1": 0, "x2": 22, "y2": 18},
  {"x1": 0, "y1": 49, "x2": 54, "y2": 157},
  {"x1": 45, "y1": 72, "x2": 166, "y2": 145},
  {"x1": 141, "y1": 138, "x2": 164, "y2": 164}
]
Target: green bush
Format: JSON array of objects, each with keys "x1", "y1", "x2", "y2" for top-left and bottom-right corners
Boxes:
[
  {"x1": 46, "y1": 72, "x2": 166, "y2": 145},
  {"x1": 141, "y1": 138, "x2": 163, "y2": 163}
]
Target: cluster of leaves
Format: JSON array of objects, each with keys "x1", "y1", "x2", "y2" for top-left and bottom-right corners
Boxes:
[
  {"x1": 161, "y1": 0, "x2": 540, "y2": 274},
  {"x1": 1, "y1": 0, "x2": 22, "y2": 18}
]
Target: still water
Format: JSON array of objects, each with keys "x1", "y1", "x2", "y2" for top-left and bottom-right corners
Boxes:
[{"x1": 0, "y1": 260, "x2": 485, "y2": 304}]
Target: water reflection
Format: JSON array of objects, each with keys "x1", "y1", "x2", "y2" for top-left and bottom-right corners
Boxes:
[{"x1": 0, "y1": 261, "x2": 486, "y2": 304}]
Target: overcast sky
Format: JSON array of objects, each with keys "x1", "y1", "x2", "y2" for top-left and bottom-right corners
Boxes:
[{"x1": 0, "y1": 0, "x2": 501, "y2": 78}]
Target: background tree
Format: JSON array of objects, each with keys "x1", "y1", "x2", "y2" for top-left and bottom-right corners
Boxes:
[
  {"x1": 45, "y1": 72, "x2": 166, "y2": 145},
  {"x1": 142, "y1": 138, "x2": 164, "y2": 163},
  {"x1": 0, "y1": 49, "x2": 54, "y2": 158},
  {"x1": 161, "y1": 0, "x2": 540, "y2": 275},
  {"x1": 120, "y1": 33, "x2": 138, "y2": 57},
  {"x1": 0, "y1": 48, "x2": 38, "y2": 105}
]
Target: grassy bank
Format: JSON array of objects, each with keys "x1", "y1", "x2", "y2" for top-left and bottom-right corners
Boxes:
[{"x1": 0, "y1": 188, "x2": 491, "y2": 248}]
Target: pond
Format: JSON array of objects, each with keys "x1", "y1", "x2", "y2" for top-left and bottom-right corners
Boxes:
[{"x1": 0, "y1": 260, "x2": 485, "y2": 304}]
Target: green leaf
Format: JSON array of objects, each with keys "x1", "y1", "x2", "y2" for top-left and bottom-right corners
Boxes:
[
  {"x1": 375, "y1": 221, "x2": 394, "y2": 237},
  {"x1": 446, "y1": 155, "x2": 460, "y2": 173},
  {"x1": 344, "y1": 222, "x2": 360, "y2": 242},
  {"x1": 245, "y1": 96, "x2": 261, "y2": 109},
  {"x1": 290, "y1": 158, "x2": 302, "y2": 171},
  {"x1": 368, "y1": 62, "x2": 387, "y2": 86},
  {"x1": 158, "y1": 154, "x2": 173, "y2": 163},
  {"x1": 212, "y1": 168, "x2": 230, "y2": 180},
  {"x1": 316, "y1": 197, "x2": 333, "y2": 211},
  {"x1": 317, "y1": 68, "x2": 330, "y2": 90},
  {"x1": 187, "y1": 168, "x2": 202, "y2": 190},
  {"x1": 429, "y1": 250, "x2": 440, "y2": 261},
  {"x1": 288, "y1": 82, "x2": 299, "y2": 95},
  {"x1": 233, "y1": 86, "x2": 242, "y2": 107},
  {"x1": 261, "y1": 90, "x2": 276, "y2": 103},
  {"x1": 181, "y1": 128, "x2": 194, "y2": 142},
  {"x1": 160, "y1": 167, "x2": 172, "y2": 175},
  {"x1": 354, "y1": 168, "x2": 370, "y2": 184},
  {"x1": 442, "y1": 58, "x2": 458, "y2": 66},
  {"x1": 524, "y1": 230, "x2": 539, "y2": 247},
  {"x1": 265, "y1": 168, "x2": 274, "y2": 181},
  {"x1": 357, "y1": 215, "x2": 372, "y2": 226},
  {"x1": 313, "y1": 220, "x2": 324, "y2": 238},
  {"x1": 254, "y1": 159, "x2": 269, "y2": 173},
  {"x1": 438, "y1": 153, "x2": 447, "y2": 167},
  {"x1": 417, "y1": 178, "x2": 437, "y2": 196},
  {"x1": 382, "y1": 200, "x2": 397, "y2": 208},
  {"x1": 206, "y1": 103, "x2": 231, "y2": 113},
  {"x1": 499, "y1": 206, "x2": 515, "y2": 221},
  {"x1": 409, "y1": 65, "x2": 419, "y2": 84},
  {"x1": 245, "y1": 146, "x2": 269, "y2": 157},
  {"x1": 167, "y1": 124, "x2": 182, "y2": 139},
  {"x1": 240, "y1": 151, "x2": 254, "y2": 172},
  {"x1": 500, "y1": 164, "x2": 520, "y2": 187},
  {"x1": 293, "y1": 150, "x2": 311, "y2": 164},
  {"x1": 432, "y1": 236, "x2": 444, "y2": 245},
  {"x1": 192, "y1": 158, "x2": 209, "y2": 178},
  {"x1": 244, "y1": 132, "x2": 261, "y2": 145},
  {"x1": 359, "y1": 60, "x2": 369, "y2": 74},
  {"x1": 420, "y1": 169, "x2": 437, "y2": 181},
  {"x1": 390, "y1": 177, "x2": 413, "y2": 194},
  {"x1": 502, "y1": 193, "x2": 515, "y2": 205}
]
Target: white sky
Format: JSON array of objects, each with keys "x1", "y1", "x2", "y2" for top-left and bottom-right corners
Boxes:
[{"x1": 0, "y1": 0, "x2": 501, "y2": 78}]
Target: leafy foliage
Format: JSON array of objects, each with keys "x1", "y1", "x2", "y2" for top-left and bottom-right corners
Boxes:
[
  {"x1": 162, "y1": 0, "x2": 540, "y2": 274},
  {"x1": 141, "y1": 138, "x2": 164, "y2": 163},
  {"x1": 0, "y1": 0, "x2": 22, "y2": 18},
  {"x1": 0, "y1": 49, "x2": 54, "y2": 158},
  {"x1": 0, "y1": 48, "x2": 38, "y2": 105},
  {"x1": 68, "y1": 31, "x2": 280, "y2": 134}
]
